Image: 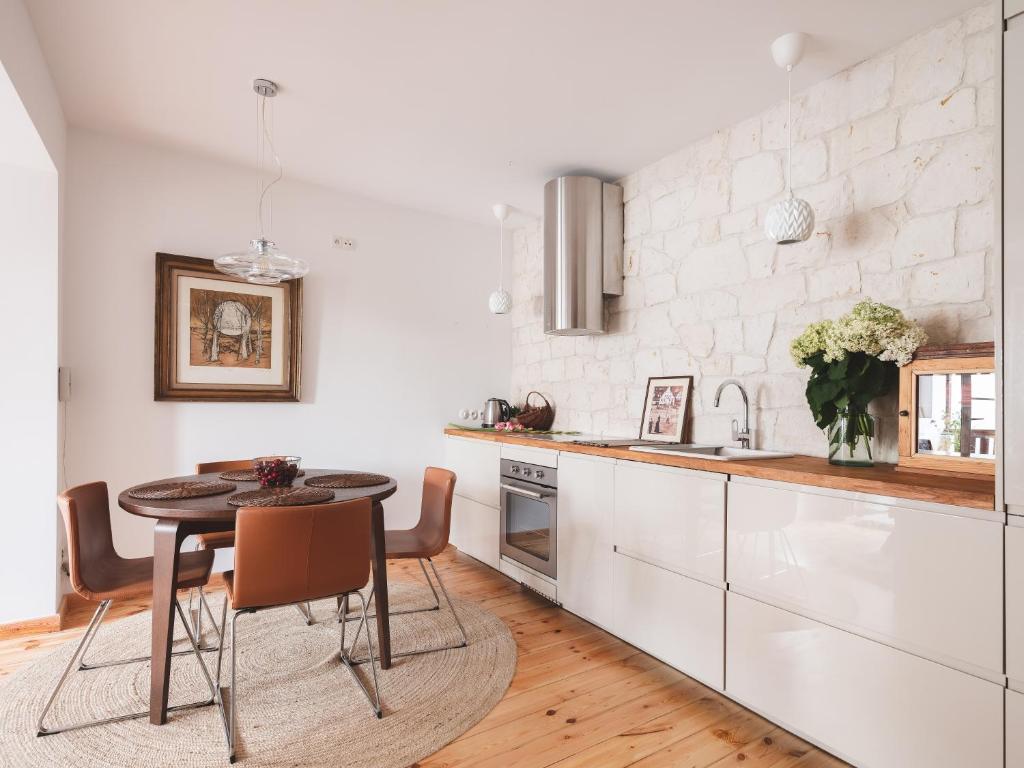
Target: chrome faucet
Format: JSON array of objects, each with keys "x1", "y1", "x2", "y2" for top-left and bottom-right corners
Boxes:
[{"x1": 713, "y1": 379, "x2": 752, "y2": 449}]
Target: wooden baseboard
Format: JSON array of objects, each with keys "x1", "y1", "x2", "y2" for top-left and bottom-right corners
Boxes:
[
  {"x1": 0, "y1": 611, "x2": 61, "y2": 639},
  {"x1": 0, "y1": 573, "x2": 230, "y2": 640}
]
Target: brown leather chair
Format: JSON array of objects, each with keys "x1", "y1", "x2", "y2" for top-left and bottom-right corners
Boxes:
[
  {"x1": 354, "y1": 467, "x2": 465, "y2": 660},
  {"x1": 213, "y1": 498, "x2": 382, "y2": 762},
  {"x1": 193, "y1": 459, "x2": 251, "y2": 553},
  {"x1": 38, "y1": 482, "x2": 217, "y2": 737},
  {"x1": 189, "y1": 459, "x2": 317, "y2": 638}
]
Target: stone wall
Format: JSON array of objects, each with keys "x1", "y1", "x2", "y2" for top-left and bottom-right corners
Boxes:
[{"x1": 508, "y1": 5, "x2": 995, "y2": 459}]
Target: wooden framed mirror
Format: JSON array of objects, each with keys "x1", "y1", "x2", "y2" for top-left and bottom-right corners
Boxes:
[{"x1": 898, "y1": 342, "x2": 996, "y2": 475}]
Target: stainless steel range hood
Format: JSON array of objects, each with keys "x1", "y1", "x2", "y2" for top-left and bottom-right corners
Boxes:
[{"x1": 543, "y1": 176, "x2": 624, "y2": 335}]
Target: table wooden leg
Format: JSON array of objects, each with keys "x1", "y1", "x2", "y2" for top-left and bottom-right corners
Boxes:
[
  {"x1": 370, "y1": 501, "x2": 392, "y2": 669},
  {"x1": 149, "y1": 520, "x2": 186, "y2": 724}
]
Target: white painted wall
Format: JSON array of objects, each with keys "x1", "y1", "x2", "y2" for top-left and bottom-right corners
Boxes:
[
  {"x1": 62, "y1": 129, "x2": 512, "y2": 563},
  {"x1": 0, "y1": 0, "x2": 65, "y2": 624},
  {"x1": 509, "y1": 4, "x2": 996, "y2": 462}
]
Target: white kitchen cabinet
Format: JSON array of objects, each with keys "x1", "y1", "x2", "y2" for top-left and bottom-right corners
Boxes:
[
  {"x1": 1008, "y1": 523, "x2": 1024, "y2": 689},
  {"x1": 612, "y1": 551, "x2": 724, "y2": 689},
  {"x1": 444, "y1": 435, "x2": 501, "y2": 508},
  {"x1": 727, "y1": 479, "x2": 1003, "y2": 677},
  {"x1": 1005, "y1": 9, "x2": 1024, "y2": 515},
  {"x1": 613, "y1": 460, "x2": 725, "y2": 584},
  {"x1": 1009, "y1": 689, "x2": 1024, "y2": 768},
  {"x1": 449, "y1": 494, "x2": 499, "y2": 569},
  {"x1": 557, "y1": 452, "x2": 614, "y2": 629},
  {"x1": 726, "y1": 592, "x2": 1002, "y2": 768}
]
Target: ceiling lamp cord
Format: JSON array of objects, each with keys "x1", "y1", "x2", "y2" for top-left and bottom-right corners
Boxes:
[
  {"x1": 786, "y1": 64, "x2": 793, "y2": 199},
  {"x1": 256, "y1": 93, "x2": 283, "y2": 241}
]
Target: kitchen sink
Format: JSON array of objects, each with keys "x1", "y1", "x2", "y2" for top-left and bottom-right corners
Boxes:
[{"x1": 628, "y1": 444, "x2": 794, "y2": 461}]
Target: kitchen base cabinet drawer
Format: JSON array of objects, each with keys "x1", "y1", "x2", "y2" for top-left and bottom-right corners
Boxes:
[
  {"x1": 1008, "y1": 689, "x2": 1024, "y2": 768},
  {"x1": 726, "y1": 593, "x2": 1002, "y2": 768},
  {"x1": 444, "y1": 436, "x2": 501, "y2": 507},
  {"x1": 450, "y1": 494, "x2": 499, "y2": 570},
  {"x1": 727, "y1": 479, "x2": 1002, "y2": 676},
  {"x1": 612, "y1": 551, "x2": 723, "y2": 690},
  {"x1": 614, "y1": 461, "x2": 725, "y2": 583}
]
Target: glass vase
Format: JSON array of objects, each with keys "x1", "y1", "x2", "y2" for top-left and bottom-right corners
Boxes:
[{"x1": 826, "y1": 412, "x2": 875, "y2": 467}]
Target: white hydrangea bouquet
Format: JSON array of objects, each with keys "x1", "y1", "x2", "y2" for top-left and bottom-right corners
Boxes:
[{"x1": 791, "y1": 300, "x2": 927, "y2": 466}]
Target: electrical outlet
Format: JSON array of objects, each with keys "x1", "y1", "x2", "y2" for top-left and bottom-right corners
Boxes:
[{"x1": 332, "y1": 235, "x2": 357, "y2": 250}]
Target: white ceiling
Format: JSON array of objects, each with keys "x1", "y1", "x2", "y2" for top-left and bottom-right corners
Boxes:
[{"x1": 26, "y1": 0, "x2": 979, "y2": 223}]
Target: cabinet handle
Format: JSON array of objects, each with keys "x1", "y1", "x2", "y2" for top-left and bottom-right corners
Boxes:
[{"x1": 899, "y1": 410, "x2": 910, "y2": 417}]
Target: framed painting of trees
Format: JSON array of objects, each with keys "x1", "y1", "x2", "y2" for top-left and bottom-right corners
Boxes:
[{"x1": 154, "y1": 253, "x2": 302, "y2": 401}]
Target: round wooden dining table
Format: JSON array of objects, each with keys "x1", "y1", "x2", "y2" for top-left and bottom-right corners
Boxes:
[{"x1": 118, "y1": 469, "x2": 398, "y2": 726}]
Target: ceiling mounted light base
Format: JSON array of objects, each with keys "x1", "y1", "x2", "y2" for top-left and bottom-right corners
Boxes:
[
  {"x1": 253, "y1": 78, "x2": 278, "y2": 97},
  {"x1": 765, "y1": 197, "x2": 815, "y2": 245},
  {"x1": 770, "y1": 32, "x2": 807, "y2": 70}
]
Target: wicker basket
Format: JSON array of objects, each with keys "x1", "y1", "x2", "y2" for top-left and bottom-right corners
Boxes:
[{"x1": 514, "y1": 391, "x2": 555, "y2": 431}]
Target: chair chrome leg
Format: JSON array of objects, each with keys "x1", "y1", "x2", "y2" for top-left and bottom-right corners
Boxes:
[
  {"x1": 38, "y1": 598, "x2": 215, "y2": 737},
  {"x1": 348, "y1": 558, "x2": 468, "y2": 664},
  {"x1": 338, "y1": 591, "x2": 382, "y2": 717},
  {"x1": 343, "y1": 559, "x2": 440, "y2": 622},
  {"x1": 79, "y1": 593, "x2": 218, "y2": 670},
  {"x1": 198, "y1": 588, "x2": 222, "y2": 651},
  {"x1": 294, "y1": 601, "x2": 315, "y2": 625},
  {"x1": 427, "y1": 558, "x2": 469, "y2": 648}
]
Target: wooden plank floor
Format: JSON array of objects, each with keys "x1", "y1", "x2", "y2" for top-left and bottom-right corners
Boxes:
[{"x1": 0, "y1": 547, "x2": 847, "y2": 767}]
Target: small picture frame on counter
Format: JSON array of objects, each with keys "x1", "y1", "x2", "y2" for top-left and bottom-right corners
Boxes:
[
  {"x1": 897, "y1": 342, "x2": 995, "y2": 475},
  {"x1": 639, "y1": 375, "x2": 693, "y2": 443}
]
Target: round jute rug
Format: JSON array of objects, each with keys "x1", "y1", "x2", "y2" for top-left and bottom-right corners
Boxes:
[{"x1": 0, "y1": 583, "x2": 516, "y2": 767}]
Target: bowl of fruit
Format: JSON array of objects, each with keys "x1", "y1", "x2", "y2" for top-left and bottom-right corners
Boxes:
[{"x1": 253, "y1": 456, "x2": 301, "y2": 488}]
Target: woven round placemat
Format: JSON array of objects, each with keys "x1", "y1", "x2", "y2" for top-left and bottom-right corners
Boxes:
[
  {"x1": 219, "y1": 469, "x2": 305, "y2": 481},
  {"x1": 305, "y1": 472, "x2": 390, "y2": 489},
  {"x1": 227, "y1": 486, "x2": 334, "y2": 507},
  {"x1": 128, "y1": 480, "x2": 237, "y2": 500}
]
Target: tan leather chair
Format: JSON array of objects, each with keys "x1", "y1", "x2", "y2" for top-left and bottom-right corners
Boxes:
[
  {"x1": 213, "y1": 498, "x2": 382, "y2": 762},
  {"x1": 188, "y1": 460, "x2": 250, "y2": 646},
  {"x1": 189, "y1": 459, "x2": 317, "y2": 638},
  {"x1": 353, "y1": 467, "x2": 465, "y2": 661},
  {"x1": 38, "y1": 482, "x2": 217, "y2": 737}
]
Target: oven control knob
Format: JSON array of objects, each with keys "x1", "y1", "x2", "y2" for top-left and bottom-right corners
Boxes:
[
  {"x1": 511, "y1": 465, "x2": 520, "y2": 474},
  {"x1": 535, "y1": 470, "x2": 545, "y2": 479},
  {"x1": 523, "y1": 468, "x2": 532, "y2": 477}
]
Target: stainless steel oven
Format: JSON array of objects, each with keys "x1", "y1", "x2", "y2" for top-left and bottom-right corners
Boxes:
[{"x1": 499, "y1": 458, "x2": 557, "y2": 579}]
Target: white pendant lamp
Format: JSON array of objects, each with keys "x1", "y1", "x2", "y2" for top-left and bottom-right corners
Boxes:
[
  {"x1": 764, "y1": 33, "x2": 815, "y2": 245},
  {"x1": 215, "y1": 79, "x2": 308, "y2": 285},
  {"x1": 488, "y1": 203, "x2": 512, "y2": 314}
]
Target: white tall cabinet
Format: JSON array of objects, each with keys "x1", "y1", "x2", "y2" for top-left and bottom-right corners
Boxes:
[{"x1": 1005, "y1": 0, "x2": 1024, "y2": 515}]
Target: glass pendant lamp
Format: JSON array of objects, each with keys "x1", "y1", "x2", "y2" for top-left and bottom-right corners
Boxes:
[{"x1": 216, "y1": 79, "x2": 308, "y2": 284}]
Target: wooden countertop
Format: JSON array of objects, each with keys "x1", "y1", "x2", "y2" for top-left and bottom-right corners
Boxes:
[{"x1": 444, "y1": 428, "x2": 996, "y2": 510}]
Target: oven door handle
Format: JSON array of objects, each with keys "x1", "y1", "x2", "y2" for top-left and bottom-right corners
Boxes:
[{"x1": 501, "y1": 483, "x2": 553, "y2": 499}]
